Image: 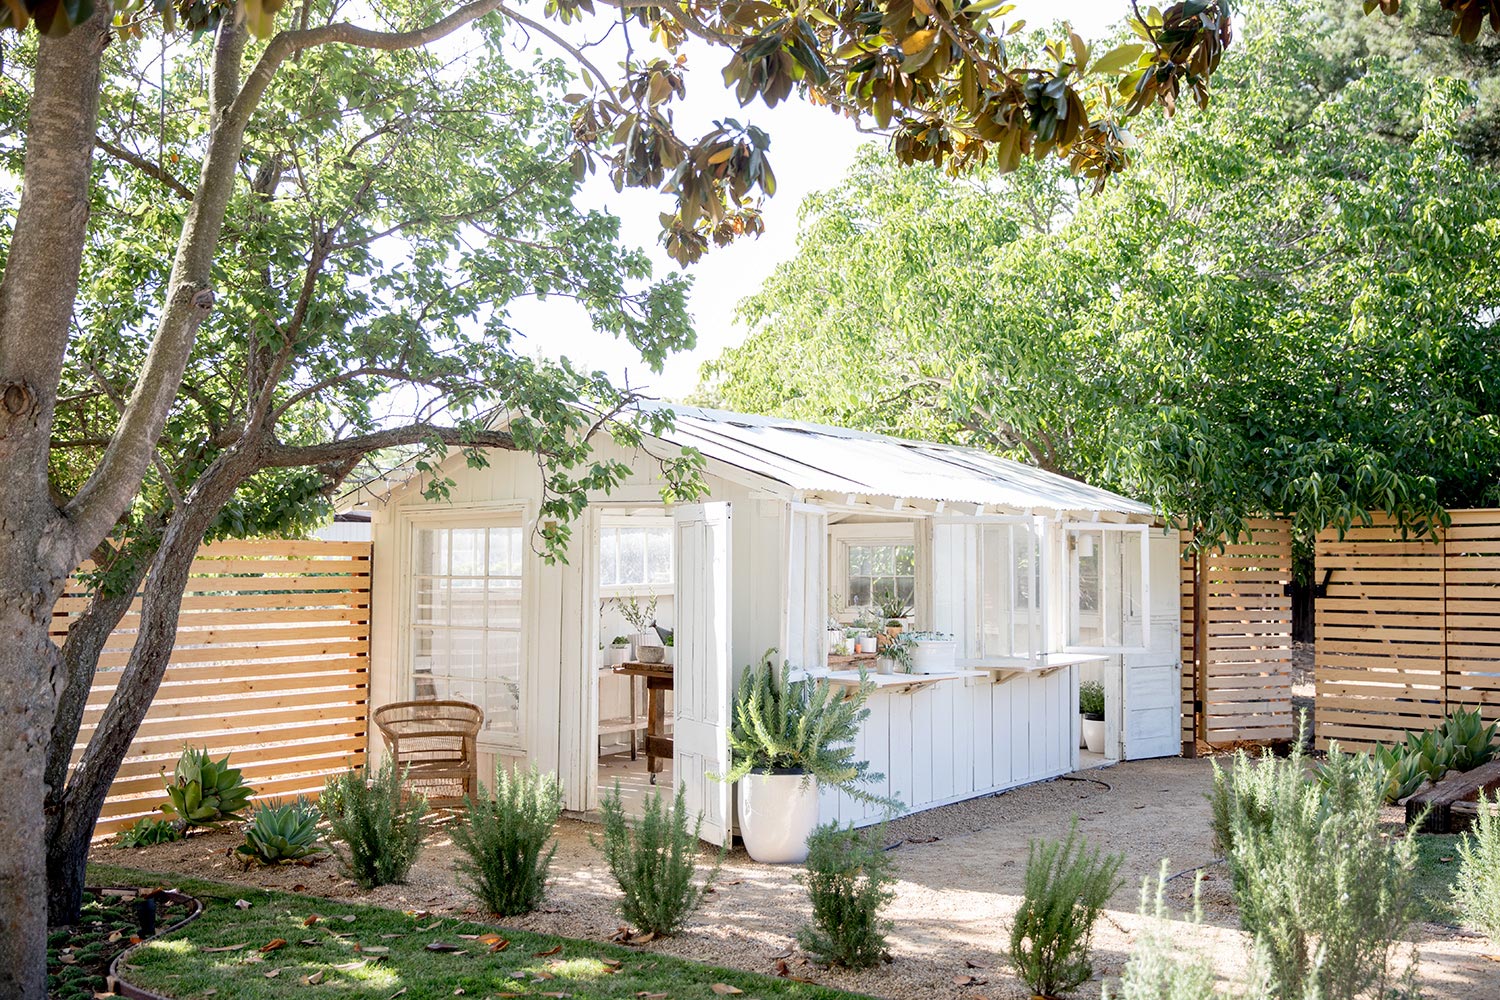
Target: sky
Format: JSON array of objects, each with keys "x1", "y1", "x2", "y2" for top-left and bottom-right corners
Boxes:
[{"x1": 505, "y1": 1, "x2": 1128, "y2": 402}]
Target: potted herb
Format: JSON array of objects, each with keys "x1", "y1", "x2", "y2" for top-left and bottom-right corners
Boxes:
[
  {"x1": 663, "y1": 631, "x2": 675, "y2": 666},
  {"x1": 1079, "y1": 680, "x2": 1106, "y2": 754},
  {"x1": 721, "y1": 652, "x2": 899, "y2": 863},
  {"x1": 852, "y1": 610, "x2": 881, "y2": 654},
  {"x1": 875, "y1": 632, "x2": 914, "y2": 675},
  {"x1": 874, "y1": 591, "x2": 912, "y2": 637},
  {"x1": 839, "y1": 627, "x2": 860, "y2": 656},
  {"x1": 906, "y1": 631, "x2": 957, "y2": 673},
  {"x1": 609, "y1": 635, "x2": 629, "y2": 666},
  {"x1": 616, "y1": 593, "x2": 660, "y2": 658}
]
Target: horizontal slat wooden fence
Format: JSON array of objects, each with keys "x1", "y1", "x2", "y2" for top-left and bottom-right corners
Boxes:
[
  {"x1": 1315, "y1": 510, "x2": 1500, "y2": 750},
  {"x1": 1180, "y1": 520, "x2": 1296, "y2": 750},
  {"x1": 56, "y1": 539, "x2": 372, "y2": 837}
]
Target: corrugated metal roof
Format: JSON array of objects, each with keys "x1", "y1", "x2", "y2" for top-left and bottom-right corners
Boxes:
[{"x1": 651, "y1": 405, "x2": 1154, "y2": 517}]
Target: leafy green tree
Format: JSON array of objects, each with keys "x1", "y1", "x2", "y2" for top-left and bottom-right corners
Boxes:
[{"x1": 702, "y1": 0, "x2": 1500, "y2": 553}]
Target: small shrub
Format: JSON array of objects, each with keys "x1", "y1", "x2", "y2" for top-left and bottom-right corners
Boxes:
[
  {"x1": 114, "y1": 816, "x2": 182, "y2": 849},
  {"x1": 796, "y1": 822, "x2": 894, "y2": 968},
  {"x1": 596, "y1": 781, "x2": 717, "y2": 937},
  {"x1": 1217, "y1": 738, "x2": 1419, "y2": 1000},
  {"x1": 237, "y1": 797, "x2": 324, "y2": 864},
  {"x1": 161, "y1": 746, "x2": 253, "y2": 832},
  {"x1": 451, "y1": 764, "x2": 562, "y2": 916},
  {"x1": 1453, "y1": 790, "x2": 1500, "y2": 940},
  {"x1": 321, "y1": 758, "x2": 427, "y2": 889},
  {"x1": 1008, "y1": 821, "x2": 1122, "y2": 998}
]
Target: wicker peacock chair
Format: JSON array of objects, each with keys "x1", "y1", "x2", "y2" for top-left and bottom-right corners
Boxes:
[{"x1": 372, "y1": 699, "x2": 484, "y2": 808}]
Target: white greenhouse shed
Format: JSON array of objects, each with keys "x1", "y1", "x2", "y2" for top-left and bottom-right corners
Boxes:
[{"x1": 350, "y1": 406, "x2": 1182, "y2": 844}]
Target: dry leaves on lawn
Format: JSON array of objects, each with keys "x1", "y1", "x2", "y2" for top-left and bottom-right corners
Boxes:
[
  {"x1": 534, "y1": 944, "x2": 563, "y2": 957},
  {"x1": 710, "y1": 985, "x2": 744, "y2": 996},
  {"x1": 423, "y1": 941, "x2": 463, "y2": 953},
  {"x1": 258, "y1": 939, "x2": 286, "y2": 953},
  {"x1": 300, "y1": 971, "x2": 324, "y2": 986},
  {"x1": 201, "y1": 944, "x2": 247, "y2": 953}
]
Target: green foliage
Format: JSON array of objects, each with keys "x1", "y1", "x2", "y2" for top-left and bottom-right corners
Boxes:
[
  {"x1": 699, "y1": 0, "x2": 1500, "y2": 552},
  {"x1": 721, "y1": 651, "x2": 899, "y2": 810},
  {"x1": 1453, "y1": 791, "x2": 1500, "y2": 939},
  {"x1": 796, "y1": 823, "x2": 894, "y2": 969},
  {"x1": 873, "y1": 591, "x2": 910, "y2": 623},
  {"x1": 161, "y1": 747, "x2": 253, "y2": 832},
  {"x1": 1216, "y1": 740, "x2": 1419, "y2": 1000},
  {"x1": 1433, "y1": 706, "x2": 1499, "y2": 772},
  {"x1": 321, "y1": 760, "x2": 427, "y2": 890},
  {"x1": 1008, "y1": 822, "x2": 1123, "y2": 998},
  {"x1": 596, "y1": 782, "x2": 717, "y2": 937},
  {"x1": 1078, "y1": 681, "x2": 1105, "y2": 719},
  {"x1": 236, "y1": 797, "x2": 325, "y2": 865},
  {"x1": 876, "y1": 632, "x2": 914, "y2": 672},
  {"x1": 114, "y1": 816, "x2": 183, "y2": 849},
  {"x1": 451, "y1": 764, "x2": 562, "y2": 917}
]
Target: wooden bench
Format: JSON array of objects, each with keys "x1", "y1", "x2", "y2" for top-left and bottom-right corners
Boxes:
[{"x1": 1405, "y1": 758, "x2": 1500, "y2": 833}]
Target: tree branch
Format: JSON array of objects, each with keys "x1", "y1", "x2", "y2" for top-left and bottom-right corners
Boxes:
[
  {"x1": 260, "y1": 424, "x2": 517, "y2": 469},
  {"x1": 95, "y1": 138, "x2": 193, "y2": 199}
]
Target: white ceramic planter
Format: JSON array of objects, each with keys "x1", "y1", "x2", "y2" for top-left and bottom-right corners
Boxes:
[
  {"x1": 1082, "y1": 716, "x2": 1106, "y2": 754},
  {"x1": 738, "y1": 771, "x2": 820, "y2": 864},
  {"x1": 874, "y1": 656, "x2": 895, "y2": 675},
  {"x1": 608, "y1": 646, "x2": 629, "y2": 666},
  {"x1": 911, "y1": 639, "x2": 958, "y2": 674},
  {"x1": 856, "y1": 635, "x2": 878, "y2": 654},
  {"x1": 1079, "y1": 713, "x2": 1088, "y2": 748}
]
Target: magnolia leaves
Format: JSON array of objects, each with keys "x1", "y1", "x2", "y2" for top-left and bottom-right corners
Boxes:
[
  {"x1": 1, "y1": 0, "x2": 283, "y2": 37},
  {"x1": 1362, "y1": 0, "x2": 1500, "y2": 44}
]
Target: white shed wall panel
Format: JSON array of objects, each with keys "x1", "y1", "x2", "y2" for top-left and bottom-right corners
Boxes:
[{"x1": 819, "y1": 669, "x2": 1075, "y2": 828}]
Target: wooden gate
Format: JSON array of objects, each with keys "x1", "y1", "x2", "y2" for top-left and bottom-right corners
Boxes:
[
  {"x1": 57, "y1": 539, "x2": 372, "y2": 837},
  {"x1": 1315, "y1": 510, "x2": 1500, "y2": 750},
  {"x1": 1179, "y1": 520, "x2": 1296, "y2": 750}
]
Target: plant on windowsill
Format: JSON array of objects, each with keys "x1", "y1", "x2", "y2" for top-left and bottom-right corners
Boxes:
[
  {"x1": 1079, "y1": 680, "x2": 1106, "y2": 755},
  {"x1": 717, "y1": 651, "x2": 901, "y2": 863},
  {"x1": 904, "y1": 630, "x2": 957, "y2": 674},
  {"x1": 874, "y1": 590, "x2": 912, "y2": 635}
]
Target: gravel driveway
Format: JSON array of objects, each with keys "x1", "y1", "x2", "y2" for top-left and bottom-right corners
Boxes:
[{"x1": 97, "y1": 756, "x2": 1500, "y2": 999}]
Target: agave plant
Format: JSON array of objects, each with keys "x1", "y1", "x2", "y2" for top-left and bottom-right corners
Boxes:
[
  {"x1": 115, "y1": 816, "x2": 183, "y2": 849},
  {"x1": 1373, "y1": 743, "x2": 1431, "y2": 805},
  {"x1": 719, "y1": 650, "x2": 900, "y2": 809},
  {"x1": 237, "y1": 797, "x2": 324, "y2": 864},
  {"x1": 162, "y1": 747, "x2": 253, "y2": 832},
  {"x1": 1434, "y1": 707, "x2": 1498, "y2": 773}
]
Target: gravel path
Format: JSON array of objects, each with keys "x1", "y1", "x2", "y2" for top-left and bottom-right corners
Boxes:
[{"x1": 97, "y1": 757, "x2": 1500, "y2": 999}]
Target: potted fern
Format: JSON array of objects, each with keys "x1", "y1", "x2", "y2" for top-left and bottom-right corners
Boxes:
[{"x1": 720, "y1": 652, "x2": 900, "y2": 863}]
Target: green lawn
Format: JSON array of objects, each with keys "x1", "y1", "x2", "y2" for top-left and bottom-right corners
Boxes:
[
  {"x1": 91, "y1": 864, "x2": 869, "y2": 1000},
  {"x1": 1410, "y1": 833, "x2": 1463, "y2": 926}
]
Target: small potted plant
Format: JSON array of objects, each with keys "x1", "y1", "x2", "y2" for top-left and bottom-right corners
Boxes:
[
  {"x1": 876, "y1": 632, "x2": 914, "y2": 675},
  {"x1": 839, "y1": 627, "x2": 860, "y2": 656},
  {"x1": 720, "y1": 652, "x2": 899, "y2": 863},
  {"x1": 906, "y1": 631, "x2": 957, "y2": 673},
  {"x1": 875, "y1": 591, "x2": 912, "y2": 638},
  {"x1": 609, "y1": 635, "x2": 630, "y2": 666},
  {"x1": 616, "y1": 593, "x2": 660, "y2": 658},
  {"x1": 1080, "y1": 680, "x2": 1106, "y2": 754},
  {"x1": 852, "y1": 610, "x2": 881, "y2": 654},
  {"x1": 663, "y1": 631, "x2": 675, "y2": 665}
]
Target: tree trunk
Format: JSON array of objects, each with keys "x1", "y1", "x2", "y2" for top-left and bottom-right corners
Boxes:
[{"x1": 47, "y1": 449, "x2": 256, "y2": 924}]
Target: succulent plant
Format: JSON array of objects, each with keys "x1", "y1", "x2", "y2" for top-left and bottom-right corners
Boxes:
[
  {"x1": 1374, "y1": 743, "x2": 1432, "y2": 804},
  {"x1": 237, "y1": 797, "x2": 324, "y2": 864},
  {"x1": 1434, "y1": 707, "x2": 1498, "y2": 773},
  {"x1": 162, "y1": 747, "x2": 253, "y2": 831},
  {"x1": 115, "y1": 815, "x2": 183, "y2": 849}
]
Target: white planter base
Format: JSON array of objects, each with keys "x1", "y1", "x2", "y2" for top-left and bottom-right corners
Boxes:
[
  {"x1": 738, "y1": 771, "x2": 819, "y2": 864},
  {"x1": 1082, "y1": 717, "x2": 1106, "y2": 755}
]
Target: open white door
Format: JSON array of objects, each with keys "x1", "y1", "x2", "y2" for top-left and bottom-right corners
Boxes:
[
  {"x1": 784, "y1": 504, "x2": 828, "y2": 673},
  {"x1": 1122, "y1": 529, "x2": 1182, "y2": 759},
  {"x1": 673, "y1": 502, "x2": 734, "y2": 845}
]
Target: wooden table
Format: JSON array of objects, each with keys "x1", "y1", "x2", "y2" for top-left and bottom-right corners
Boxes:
[{"x1": 613, "y1": 661, "x2": 674, "y2": 778}]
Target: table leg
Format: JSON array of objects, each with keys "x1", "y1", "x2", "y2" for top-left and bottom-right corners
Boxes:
[
  {"x1": 647, "y1": 685, "x2": 665, "y2": 775},
  {"x1": 629, "y1": 675, "x2": 639, "y2": 761}
]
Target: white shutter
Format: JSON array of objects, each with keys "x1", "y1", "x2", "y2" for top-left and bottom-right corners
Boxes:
[
  {"x1": 783, "y1": 505, "x2": 828, "y2": 673},
  {"x1": 672, "y1": 502, "x2": 734, "y2": 844},
  {"x1": 1123, "y1": 528, "x2": 1182, "y2": 759}
]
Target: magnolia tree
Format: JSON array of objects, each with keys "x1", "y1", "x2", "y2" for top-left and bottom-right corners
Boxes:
[{"x1": 0, "y1": 0, "x2": 1249, "y2": 995}]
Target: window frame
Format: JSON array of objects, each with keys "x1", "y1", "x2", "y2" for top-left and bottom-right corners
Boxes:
[
  {"x1": 597, "y1": 515, "x2": 675, "y2": 597},
  {"x1": 1062, "y1": 522, "x2": 1152, "y2": 654},
  {"x1": 828, "y1": 522, "x2": 918, "y2": 622},
  {"x1": 400, "y1": 503, "x2": 532, "y2": 753}
]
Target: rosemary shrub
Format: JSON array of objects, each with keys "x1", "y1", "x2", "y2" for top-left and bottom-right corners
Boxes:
[
  {"x1": 596, "y1": 782, "x2": 718, "y2": 936},
  {"x1": 451, "y1": 764, "x2": 562, "y2": 916},
  {"x1": 1214, "y1": 739, "x2": 1420, "y2": 1000},
  {"x1": 1008, "y1": 821, "x2": 1123, "y2": 998},
  {"x1": 1453, "y1": 790, "x2": 1500, "y2": 940},
  {"x1": 321, "y1": 758, "x2": 427, "y2": 889},
  {"x1": 796, "y1": 822, "x2": 894, "y2": 968}
]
